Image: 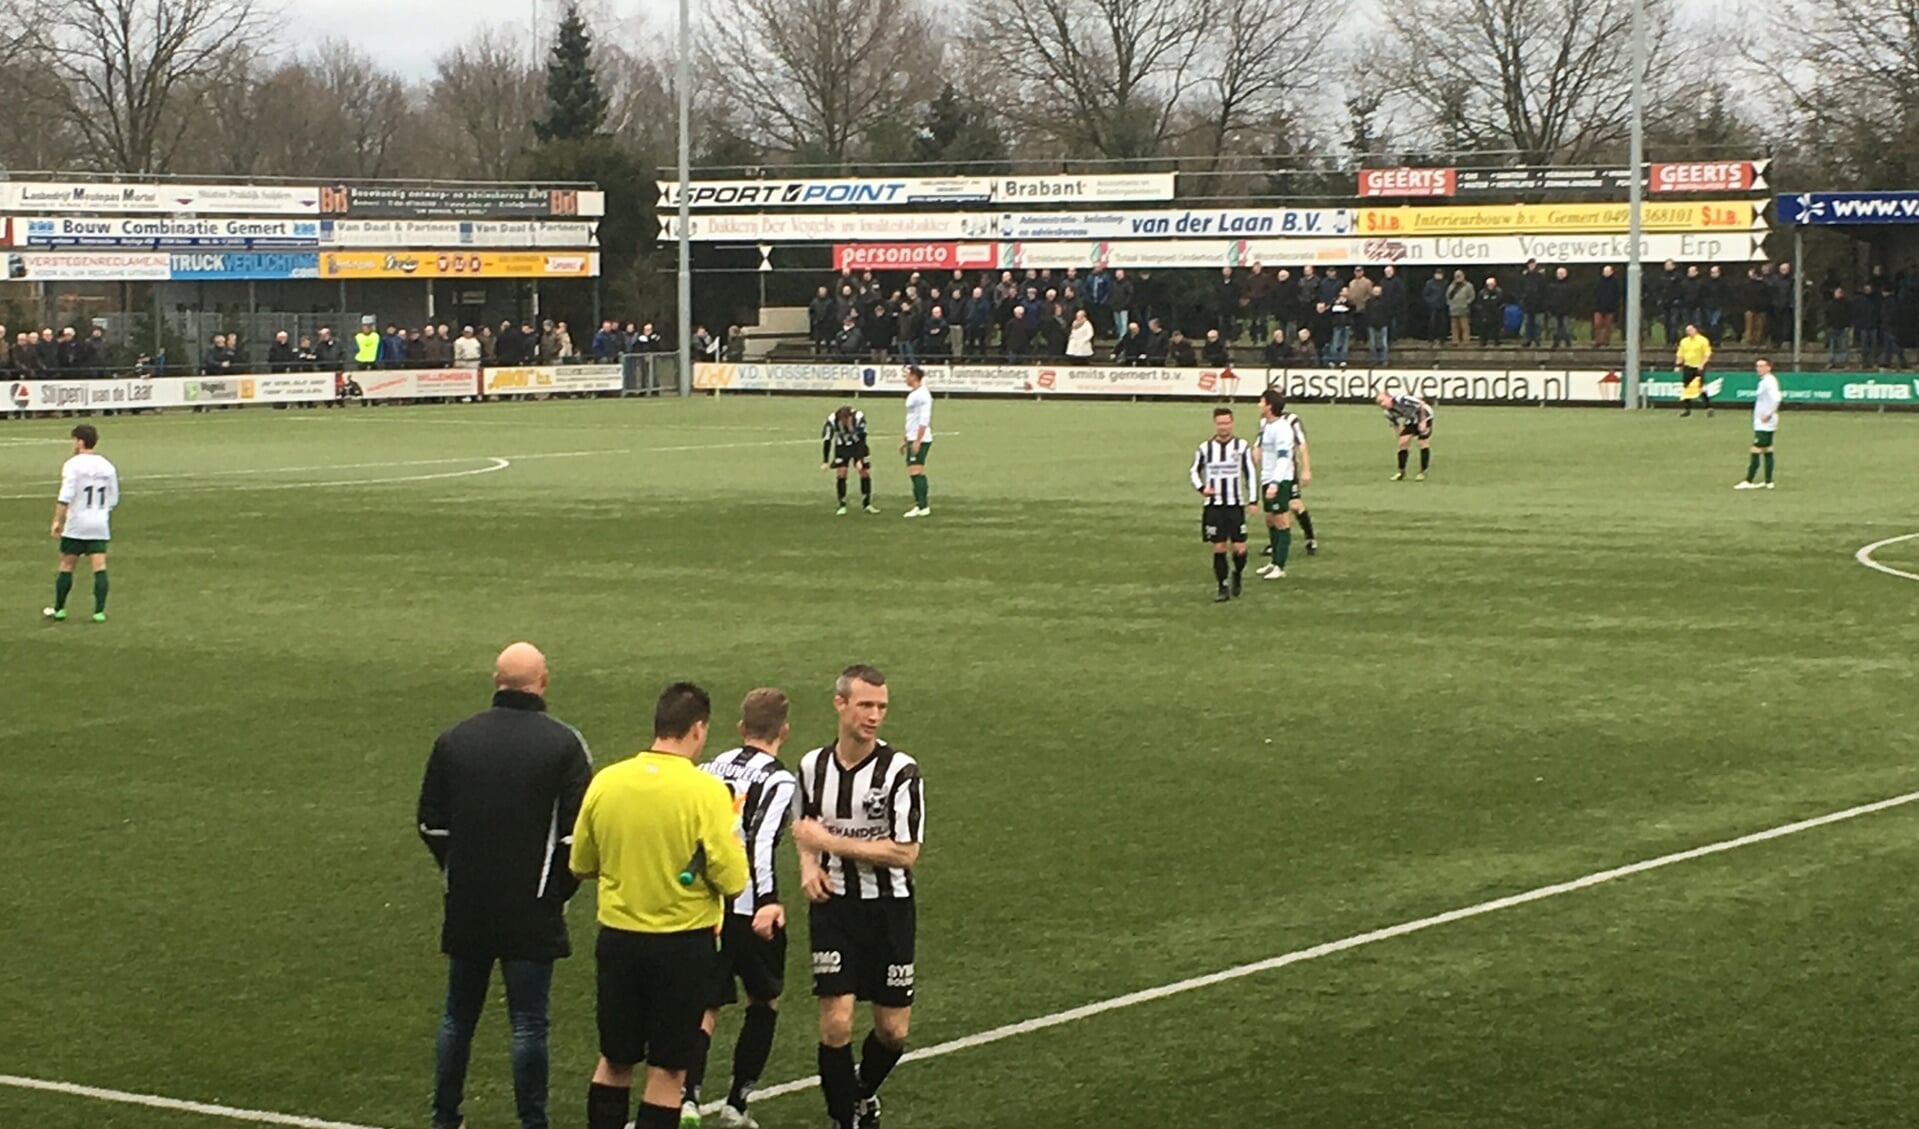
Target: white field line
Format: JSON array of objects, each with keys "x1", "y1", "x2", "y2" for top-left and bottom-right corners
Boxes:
[
  {"x1": 8, "y1": 788, "x2": 1916, "y2": 1128},
  {"x1": 1856, "y1": 532, "x2": 1919, "y2": 583},
  {"x1": 717, "y1": 787, "x2": 1919, "y2": 1111}
]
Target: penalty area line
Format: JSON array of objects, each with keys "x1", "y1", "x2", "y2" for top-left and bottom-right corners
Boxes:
[
  {"x1": 721, "y1": 787, "x2": 1919, "y2": 1111},
  {"x1": 1856, "y1": 532, "x2": 1919, "y2": 583}
]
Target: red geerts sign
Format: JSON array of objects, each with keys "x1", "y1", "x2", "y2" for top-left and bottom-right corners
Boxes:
[
  {"x1": 1649, "y1": 161, "x2": 1769, "y2": 194},
  {"x1": 1357, "y1": 168, "x2": 1458, "y2": 198}
]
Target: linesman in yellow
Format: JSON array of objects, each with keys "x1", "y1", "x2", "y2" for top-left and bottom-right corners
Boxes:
[
  {"x1": 1675, "y1": 323, "x2": 1715, "y2": 418},
  {"x1": 571, "y1": 682, "x2": 749, "y2": 1129}
]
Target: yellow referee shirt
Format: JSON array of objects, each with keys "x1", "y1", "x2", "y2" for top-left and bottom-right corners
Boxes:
[
  {"x1": 1675, "y1": 335, "x2": 1712, "y2": 370},
  {"x1": 570, "y1": 751, "x2": 748, "y2": 933}
]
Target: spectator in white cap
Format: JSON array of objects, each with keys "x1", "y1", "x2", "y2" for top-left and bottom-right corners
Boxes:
[{"x1": 454, "y1": 326, "x2": 482, "y2": 370}]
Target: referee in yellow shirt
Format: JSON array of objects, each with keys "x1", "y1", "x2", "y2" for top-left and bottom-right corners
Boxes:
[
  {"x1": 571, "y1": 683, "x2": 749, "y2": 1129},
  {"x1": 1675, "y1": 323, "x2": 1715, "y2": 417}
]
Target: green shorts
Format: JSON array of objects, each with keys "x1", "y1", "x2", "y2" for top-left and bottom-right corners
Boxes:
[
  {"x1": 60, "y1": 537, "x2": 108, "y2": 555},
  {"x1": 905, "y1": 440, "x2": 932, "y2": 467},
  {"x1": 1260, "y1": 481, "x2": 1297, "y2": 514},
  {"x1": 1753, "y1": 430, "x2": 1774, "y2": 448}
]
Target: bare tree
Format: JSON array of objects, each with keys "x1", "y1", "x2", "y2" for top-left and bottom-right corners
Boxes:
[
  {"x1": 1376, "y1": 0, "x2": 1677, "y2": 163},
  {"x1": 700, "y1": 0, "x2": 936, "y2": 163},
  {"x1": 1184, "y1": 0, "x2": 1339, "y2": 167},
  {"x1": 425, "y1": 28, "x2": 545, "y2": 179},
  {"x1": 317, "y1": 45, "x2": 416, "y2": 179},
  {"x1": 30, "y1": 0, "x2": 270, "y2": 173},
  {"x1": 1752, "y1": 0, "x2": 1919, "y2": 183}
]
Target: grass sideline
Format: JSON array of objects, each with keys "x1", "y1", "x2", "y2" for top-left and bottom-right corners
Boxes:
[{"x1": 2, "y1": 398, "x2": 1917, "y2": 1129}]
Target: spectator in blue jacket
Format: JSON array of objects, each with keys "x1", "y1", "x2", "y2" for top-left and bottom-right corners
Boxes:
[{"x1": 962, "y1": 287, "x2": 993, "y2": 358}]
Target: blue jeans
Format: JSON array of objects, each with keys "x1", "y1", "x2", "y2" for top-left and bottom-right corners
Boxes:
[
  {"x1": 1329, "y1": 326, "x2": 1351, "y2": 364},
  {"x1": 1551, "y1": 314, "x2": 1572, "y2": 346},
  {"x1": 1522, "y1": 311, "x2": 1542, "y2": 345},
  {"x1": 1827, "y1": 328, "x2": 1849, "y2": 365},
  {"x1": 434, "y1": 957, "x2": 554, "y2": 1129},
  {"x1": 1112, "y1": 309, "x2": 1130, "y2": 339},
  {"x1": 1367, "y1": 324, "x2": 1391, "y2": 364}
]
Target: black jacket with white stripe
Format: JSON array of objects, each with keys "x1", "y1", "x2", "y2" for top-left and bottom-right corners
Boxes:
[{"x1": 418, "y1": 690, "x2": 592, "y2": 961}]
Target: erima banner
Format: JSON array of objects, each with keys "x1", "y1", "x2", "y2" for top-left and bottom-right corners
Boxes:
[
  {"x1": 659, "y1": 174, "x2": 1176, "y2": 209},
  {"x1": 1640, "y1": 370, "x2": 1919, "y2": 405},
  {"x1": 19, "y1": 217, "x2": 321, "y2": 249},
  {"x1": 1359, "y1": 162, "x2": 1769, "y2": 199},
  {"x1": 1774, "y1": 192, "x2": 1919, "y2": 227},
  {"x1": 993, "y1": 231, "x2": 1764, "y2": 270},
  {"x1": 323, "y1": 185, "x2": 607, "y2": 219},
  {"x1": 663, "y1": 208, "x2": 1353, "y2": 242},
  {"x1": 319, "y1": 251, "x2": 600, "y2": 278},
  {"x1": 693, "y1": 363, "x2": 1621, "y2": 404},
  {"x1": 1355, "y1": 201, "x2": 1764, "y2": 236},
  {"x1": 0, "y1": 181, "x2": 322, "y2": 215},
  {"x1": 320, "y1": 219, "x2": 599, "y2": 248}
]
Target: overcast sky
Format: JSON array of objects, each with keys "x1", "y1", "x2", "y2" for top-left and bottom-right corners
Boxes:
[{"x1": 286, "y1": 0, "x2": 647, "y2": 77}]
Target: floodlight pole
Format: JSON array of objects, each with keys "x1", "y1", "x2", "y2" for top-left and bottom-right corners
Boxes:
[
  {"x1": 1623, "y1": 0, "x2": 1647, "y2": 409},
  {"x1": 676, "y1": 0, "x2": 693, "y2": 396}
]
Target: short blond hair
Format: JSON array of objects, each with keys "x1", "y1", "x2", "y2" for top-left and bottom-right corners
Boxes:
[{"x1": 740, "y1": 688, "x2": 789, "y2": 741}]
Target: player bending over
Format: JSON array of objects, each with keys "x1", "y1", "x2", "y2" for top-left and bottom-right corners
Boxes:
[
  {"x1": 44, "y1": 424, "x2": 118, "y2": 624},
  {"x1": 822, "y1": 406, "x2": 880, "y2": 515},
  {"x1": 1376, "y1": 391, "x2": 1434, "y2": 481}
]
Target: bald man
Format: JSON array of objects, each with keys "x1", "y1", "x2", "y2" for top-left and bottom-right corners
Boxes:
[{"x1": 419, "y1": 643, "x2": 594, "y2": 1129}]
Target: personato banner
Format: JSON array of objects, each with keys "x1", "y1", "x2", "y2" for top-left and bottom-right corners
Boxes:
[
  {"x1": 0, "y1": 181, "x2": 323, "y2": 215},
  {"x1": 664, "y1": 207, "x2": 1353, "y2": 242},
  {"x1": 1355, "y1": 201, "x2": 1764, "y2": 236},
  {"x1": 321, "y1": 185, "x2": 605, "y2": 219},
  {"x1": 480, "y1": 364, "x2": 623, "y2": 395},
  {"x1": 1361, "y1": 162, "x2": 1770, "y2": 199},
  {"x1": 357, "y1": 368, "x2": 482, "y2": 400},
  {"x1": 693, "y1": 362, "x2": 1622, "y2": 404},
  {"x1": 1774, "y1": 192, "x2": 1919, "y2": 227},
  {"x1": 7, "y1": 252, "x2": 172, "y2": 281},
  {"x1": 319, "y1": 251, "x2": 599, "y2": 279},
  {"x1": 1639, "y1": 370, "x2": 1919, "y2": 405},
  {"x1": 168, "y1": 252, "x2": 321, "y2": 280},
  {"x1": 659, "y1": 173, "x2": 1176, "y2": 209},
  {"x1": 320, "y1": 219, "x2": 599, "y2": 248},
  {"x1": 18, "y1": 216, "x2": 322, "y2": 249},
  {"x1": 832, "y1": 243, "x2": 997, "y2": 272},
  {"x1": 992, "y1": 231, "x2": 1766, "y2": 270}
]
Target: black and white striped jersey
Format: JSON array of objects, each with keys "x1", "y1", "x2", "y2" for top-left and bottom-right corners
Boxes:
[
  {"x1": 701, "y1": 745, "x2": 797, "y2": 915},
  {"x1": 798, "y1": 741, "x2": 924, "y2": 900},
  {"x1": 1383, "y1": 395, "x2": 1433, "y2": 430},
  {"x1": 1190, "y1": 437, "x2": 1254, "y2": 506},
  {"x1": 823, "y1": 411, "x2": 868, "y2": 448}
]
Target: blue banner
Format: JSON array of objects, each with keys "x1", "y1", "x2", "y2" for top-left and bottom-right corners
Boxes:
[
  {"x1": 21, "y1": 217, "x2": 320, "y2": 249},
  {"x1": 167, "y1": 253, "x2": 321, "y2": 280},
  {"x1": 1775, "y1": 192, "x2": 1919, "y2": 226}
]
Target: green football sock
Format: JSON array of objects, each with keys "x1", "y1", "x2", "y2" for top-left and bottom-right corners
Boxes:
[
  {"x1": 1763, "y1": 451, "x2": 1774, "y2": 483},
  {"x1": 93, "y1": 570, "x2": 109, "y2": 613},
  {"x1": 913, "y1": 476, "x2": 928, "y2": 508},
  {"x1": 1276, "y1": 527, "x2": 1291, "y2": 568},
  {"x1": 1746, "y1": 453, "x2": 1760, "y2": 482},
  {"x1": 54, "y1": 571, "x2": 72, "y2": 611}
]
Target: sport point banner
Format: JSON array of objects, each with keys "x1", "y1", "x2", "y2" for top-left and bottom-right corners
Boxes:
[
  {"x1": 1639, "y1": 370, "x2": 1919, "y2": 405},
  {"x1": 0, "y1": 181, "x2": 322, "y2": 215},
  {"x1": 662, "y1": 207, "x2": 1354, "y2": 242},
  {"x1": 18, "y1": 217, "x2": 322, "y2": 250},
  {"x1": 658, "y1": 173, "x2": 1176, "y2": 209},
  {"x1": 320, "y1": 219, "x2": 599, "y2": 249},
  {"x1": 1354, "y1": 200, "x2": 1765, "y2": 237},
  {"x1": 1358, "y1": 161, "x2": 1770, "y2": 199},
  {"x1": 693, "y1": 363, "x2": 1621, "y2": 405}
]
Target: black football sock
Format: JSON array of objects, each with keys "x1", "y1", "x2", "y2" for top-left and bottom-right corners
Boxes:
[
  {"x1": 819, "y1": 1043, "x2": 858, "y2": 1128},
  {"x1": 1212, "y1": 553, "x2": 1229, "y2": 584},
  {"x1": 53, "y1": 570, "x2": 72, "y2": 611},
  {"x1": 1296, "y1": 509, "x2": 1316, "y2": 541},
  {"x1": 729, "y1": 1004, "x2": 779, "y2": 1109},
  {"x1": 634, "y1": 1102, "x2": 680, "y2": 1129},
  {"x1": 1764, "y1": 451, "x2": 1775, "y2": 483},
  {"x1": 836, "y1": 477, "x2": 848, "y2": 504},
  {"x1": 1397, "y1": 449, "x2": 1409, "y2": 472},
  {"x1": 1746, "y1": 453, "x2": 1760, "y2": 482},
  {"x1": 683, "y1": 1028, "x2": 709, "y2": 1105},
  {"x1": 858, "y1": 1031, "x2": 905, "y2": 1098},
  {"x1": 93, "y1": 570, "x2": 108, "y2": 613},
  {"x1": 860, "y1": 474, "x2": 872, "y2": 503},
  {"x1": 1420, "y1": 447, "x2": 1431, "y2": 472},
  {"x1": 587, "y1": 1082, "x2": 630, "y2": 1129},
  {"x1": 1232, "y1": 550, "x2": 1248, "y2": 578}
]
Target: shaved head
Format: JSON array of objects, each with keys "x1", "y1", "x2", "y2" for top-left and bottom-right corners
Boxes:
[{"x1": 494, "y1": 642, "x2": 548, "y2": 695}]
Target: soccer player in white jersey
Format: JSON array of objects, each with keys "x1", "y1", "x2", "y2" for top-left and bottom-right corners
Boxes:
[
  {"x1": 685, "y1": 689, "x2": 799, "y2": 1129},
  {"x1": 900, "y1": 365, "x2": 933, "y2": 518},
  {"x1": 1253, "y1": 390, "x2": 1299, "y2": 579},
  {"x1": 1735, "y1": 358, "x2": 1781, "y2": 490},
  {"x1": 794, "y1": 665, "x2": 924, "y2": 1129},
  {"x1": 44, "y1": 424, "x2": 118, "y2": 623}
]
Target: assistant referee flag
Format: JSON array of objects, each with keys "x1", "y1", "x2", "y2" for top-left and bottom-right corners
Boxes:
[{"x1": 570, "y1": 752, "x2": 748, "y2": 933}]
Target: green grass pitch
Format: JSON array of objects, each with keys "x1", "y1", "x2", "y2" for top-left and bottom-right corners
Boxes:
[{"x1": 2, "y1": 397, "x2": 1917, "y2": 1129}]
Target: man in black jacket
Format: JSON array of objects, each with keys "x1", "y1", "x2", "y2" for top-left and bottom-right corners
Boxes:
[{"x1": 418, "y1": 642, "x2": 593, "y2": 1129}]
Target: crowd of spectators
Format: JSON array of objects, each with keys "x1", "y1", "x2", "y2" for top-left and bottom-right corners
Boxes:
[{"x1": 803, "y1": 259, "x2": 1907, "y2": 369}]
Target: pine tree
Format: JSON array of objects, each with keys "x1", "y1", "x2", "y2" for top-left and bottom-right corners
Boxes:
[
  {"x1": 533, "y1": 5, "x2": 608, "y2": 144},
  {"x1": 908, "y1": 84, "x2": 1010, "y2": 175}
]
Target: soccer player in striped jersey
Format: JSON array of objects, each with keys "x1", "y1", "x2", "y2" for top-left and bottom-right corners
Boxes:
[
  {"x1": 1376, "y1": 391, "x2": 1434, "y2": 481},
  {"x1": 793, "y1": 665, "x2": 924, "y2": 1129},
  {"x1": 684, "y1": 690, "x2": 799, "y2": 1129},
  {"x1": 822, "y1": 406, "x2": 879, "y2": 515},
  {"x1": 1253, "y1": 390, "x2": 1299, "y2": 579},
  {"x1": 1191, "y1": 407, "x2": 1255, "y2": 602}
]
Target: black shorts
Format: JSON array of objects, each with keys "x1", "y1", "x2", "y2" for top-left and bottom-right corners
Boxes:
[
  {"x1": 710, "y1": 913, "x2": 787, "y2": 1009},
  {"x1": 1398, "y1": 421, "x2": 1433, "y2": 440},
  {"x1": 831, "y1": 442, "x2": 870, "y2": 469},
  {"x1": 595, "y1": 926, "x2": 720, "y2": 1070},
  {"x1": 810, "y1": 897, "x2": 916, "y2": 1008},
  {"x1": 1201, "y1": 503, "x2": 1248, "y2": 545}
]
